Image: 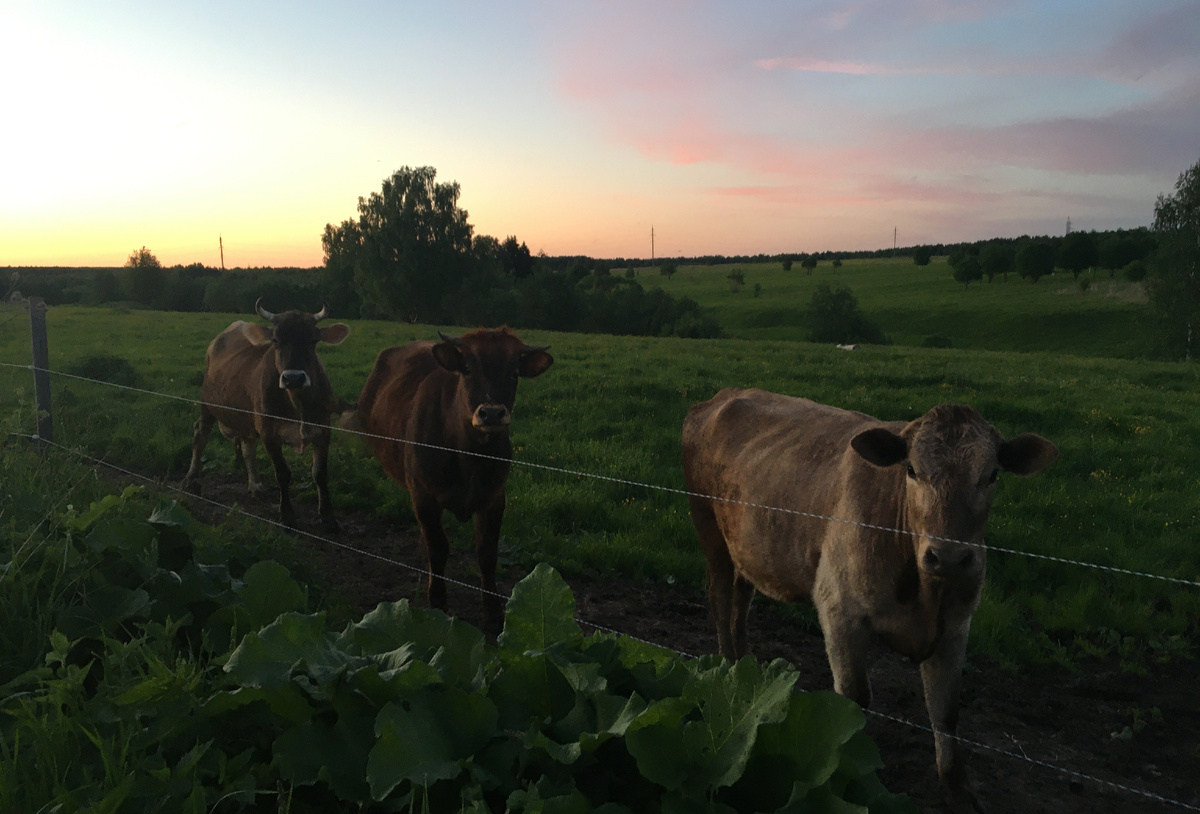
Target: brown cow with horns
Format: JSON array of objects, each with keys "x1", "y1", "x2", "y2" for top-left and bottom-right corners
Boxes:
[
  {"x1": 351, "y1": 327, "x2": 553, "y2": 635},
  {"x1": 183, "y1": 300, "x2": 350, "y2": 530},
  {"x1": 681, "y1": 388, "x2": 1058, "y2": 811}
]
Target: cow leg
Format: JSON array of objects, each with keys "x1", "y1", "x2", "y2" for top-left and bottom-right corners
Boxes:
[
  {"x1": 413, "y1": 493, "x2": 450, "y2": 613},
  {"x1": 729, "y1": 574, "x2": 755, "y2": 659},
  {"x1": 474, "y1": 495, "x2": 505, "y2": 637},
  {"x1": 262, "y1": 439, "x2": 295, "y2": 527},
  {"x1": 688, "y1": 496, "x2": 740, "y2": 659},
  {"x1": 311, "y1": 438, "x2": 338, "y2": 533},
  {"x1": 817, "y1": 603, "x2": 873, "y2": 709},
  {"x1": 920, "y1": 629, "x2": 981, "y2": 813},
  {"x1": 183, "y1": 408, "x2": 217, "y2": 493},
  {"x1": 240, "y1": 439, "x2": 266, "y2": 494}
]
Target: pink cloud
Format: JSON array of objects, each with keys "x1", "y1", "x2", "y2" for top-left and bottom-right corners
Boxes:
[{"x1": 754, "y1": 57, "x2": 927, "y2": 76}]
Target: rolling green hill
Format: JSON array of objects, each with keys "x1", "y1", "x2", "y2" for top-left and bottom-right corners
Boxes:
[{"x1": 637, "y1": 257, "x2": 1152, "y2": 358}]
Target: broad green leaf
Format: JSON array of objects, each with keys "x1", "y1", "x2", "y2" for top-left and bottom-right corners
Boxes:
[
  {"x1": 85, "y1": 518, "x2": 156, "y2": 558},
  {"x1": 624, "y1": 696, "x2": 693, "y2": 790},
  {"x1": 498, "y1": 563, "x2": 581, "y2": 652},
  {"x1": 65, "y1": 485, "x2": 141, "y2": 532},
  {"x1": 683, "y1": 656, "x2": 798, "y2": 790},
  {"x1": 224, "y1": 612, "x2": 361, "y2": 692},
  {"x1": 367, "y1": 688, "x2": 499, "y2": 799},
  {"x1": 750, "y1": 690, "x2": 867, "y2": 790},
  {"x1": 274, "y1": 712, "x2": 374, "y2": 801},
  {"x1": 340, "y1": 600, "x2": 489, "y2": 687},
  {"x1": 239, "y1": 560, "x2": 306, "y2": 628}
]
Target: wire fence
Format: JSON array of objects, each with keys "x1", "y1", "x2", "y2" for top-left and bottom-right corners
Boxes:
[
  {"x1": 9, "y1": 429, "x2": 1199, "y2": 813},
  {"x1": 2, "y1": 342, "x2": 1199, "y2": 811}
]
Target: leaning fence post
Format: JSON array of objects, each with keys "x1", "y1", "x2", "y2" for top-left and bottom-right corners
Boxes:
[{"x1": 28, "y1": 296, "x2": 54, "y2": 445}]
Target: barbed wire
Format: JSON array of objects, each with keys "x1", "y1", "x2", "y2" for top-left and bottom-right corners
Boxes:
[
  {"x1": 10, "y1": 430, "x2": 1198, "y2": 812},
  {"x1": 3, "y1": 360, "x2": 1198, "y2": 590}
]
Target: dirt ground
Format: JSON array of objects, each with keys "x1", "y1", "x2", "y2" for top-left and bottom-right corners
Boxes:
[{"x1": 175, "y1": 475, "x2": 1198, "y2": 814}]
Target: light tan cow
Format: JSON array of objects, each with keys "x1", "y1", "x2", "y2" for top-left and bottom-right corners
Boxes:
[{"x1": 681, "y1": 387, "x2": 1057, "y2": 809}]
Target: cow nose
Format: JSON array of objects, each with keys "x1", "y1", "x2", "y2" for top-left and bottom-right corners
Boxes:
[
  {"x1": 922, "y1": 546, "x2": 976, "y2": 575},
  {"x1": 475, "y1": 404, "x2": 509, "y2": 426},
  {"x1": 279, "y1": 370, "x2": 310, "y2": 390}
]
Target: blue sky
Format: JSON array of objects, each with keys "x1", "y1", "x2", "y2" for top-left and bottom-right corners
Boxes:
[{"x1": 2, "y1": 0, "x2": 1197, "y2": 267}]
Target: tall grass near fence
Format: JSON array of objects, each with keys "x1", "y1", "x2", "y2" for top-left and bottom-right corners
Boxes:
[
  {"x1": 1, "y1": 305, "x2": 1197, "y2": 668},
  {"x1": 639, "y1": 257, "x2": 1153, "y2": 358}
]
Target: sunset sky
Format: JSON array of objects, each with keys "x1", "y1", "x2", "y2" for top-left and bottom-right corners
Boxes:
[{"x1": 2, "y1": 1, "x2": 1198, "y2": 268}]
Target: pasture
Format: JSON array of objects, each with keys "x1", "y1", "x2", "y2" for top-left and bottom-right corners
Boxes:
[
  {"x1": 638, "y1": 257, "x2": 1152, "y2": 358},
  {"x1": 1, "y1": 301, "x2": 1197, "y2": 669}
]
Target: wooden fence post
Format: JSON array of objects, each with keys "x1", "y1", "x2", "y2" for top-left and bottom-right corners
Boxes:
[{"x1": 28, "y1": 296, "x2": 54, "y2": 444}]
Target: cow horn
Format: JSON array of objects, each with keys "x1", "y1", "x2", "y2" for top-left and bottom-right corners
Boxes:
[
  {"x1": 312, "y1": 303, "x2": 329, "y2": 322},
  {"x1": 255, "y1": 298, "x2": 278, "y2": 323},
  {"x1": 522, "y1": 343, "x2": 551, "y2": 353},
  {"x1": 437, "y1": 331, "x2": 463, "y2": 346}
]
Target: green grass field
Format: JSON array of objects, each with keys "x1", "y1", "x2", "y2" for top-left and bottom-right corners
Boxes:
[
  {"x1": 1, "y1": 289, "x2": 1196, "y2": 668},
  {"x1": 638, "y1": 257, "x2": 1153, "y2": 358}
]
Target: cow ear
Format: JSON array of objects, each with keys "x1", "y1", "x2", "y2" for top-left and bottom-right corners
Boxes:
[
  {"x1": 519, "y1": 346, "x2": 554, "y2": 378},
  {"x1": 319, "y1": 323, "x2": 350, "y2": 345},
  {"x1": 998, "y1": 433, "x2": 1058, "y2": 475},
  {"x1": 851, "y1": 427, "x2": 908, "y2": 468},
  {"x1": 432, "y1": 339, "x2": 464, "y2": 372},
  {"x1": 239, "y1": 322, "x2": 274, "y2": 347}
]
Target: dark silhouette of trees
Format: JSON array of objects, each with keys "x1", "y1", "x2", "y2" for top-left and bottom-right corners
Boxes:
[
  {"x1": 978, "y1": 244, "x2": 1015, "y2": 283},
  {"x1": 807, "y1": 283, "x2": 888, "y2": 344},
  {"x1": 912, "y1": 246, "x2": 934, "y2": 266},
  {"x1": 321, "y1": 166, "x2": 474, "y2": 322},
  {"x1": 1017, "y1": 240, "x2": 1055, "y2": 283},
  {"x1": 1058, "y1": 231, "x2": 1099, "y2": 280},
  {"x1": 1147, "y1": 156, "x2": 1200, "y2": 359}
]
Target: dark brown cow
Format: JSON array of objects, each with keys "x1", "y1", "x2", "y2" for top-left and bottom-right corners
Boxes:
[
  {"x1": 183, "y1": 301, "x2": 350, "y2": 530},
  {"x1": 682, "y1": 388, "x2": 1057, "y2": 810},
  {"x1": 353, "y1": 327, "x2": 553, "y2": 634}
]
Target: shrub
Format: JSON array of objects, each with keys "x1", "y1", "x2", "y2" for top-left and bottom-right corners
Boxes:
[{"x1": 807, "y1": 283, "x2": 888, "y2": 345}]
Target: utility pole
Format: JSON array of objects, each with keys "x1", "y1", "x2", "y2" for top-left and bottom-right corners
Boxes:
[
  {"x1": 651, "y1": 226, "x2": 655, "y2": 263},
  {"x1": 1065, "y1": 217, "x2": 1072, "y2": 236},
  {"x1": 219, "y1": 235, "x2": 225, "y2": 270}
]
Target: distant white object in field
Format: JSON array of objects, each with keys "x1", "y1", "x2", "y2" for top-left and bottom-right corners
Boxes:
[{"x1": 836, "y1": 343, "x2": 859, "y2": 351}]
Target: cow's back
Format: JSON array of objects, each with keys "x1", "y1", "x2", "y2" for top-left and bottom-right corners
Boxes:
[{"x1": 682, "y1": 387, "x2": 892, "y2": 601}]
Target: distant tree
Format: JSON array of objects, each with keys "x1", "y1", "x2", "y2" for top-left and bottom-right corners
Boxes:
[
  {"x1": 951, "y1": 254, "x2": 983, "y2": 290},
  {"x1": 727, "y1": 268, "x2": 745, "y2": 293},
  {"x1": 1058, "y1": 231, "x2": 1099, "y2": 280},
  {"x1": 978, "y1": 244, "x2": 1015, "y2": 283},
  {"x1": 1147, "y1": 156, "x2": 1200, "y2": 359},
  {"x1": 1098, "y1": 229, "x2": 1155, "y2": 278},
  {"x1": 912, "y1": 246, "x2": 934, "y2": 266},
  {"x1": 500, "y1": 235, "x2": 535, "y2": 278},
  {"x1": 125, "y1": 246, "x2": 161, "y2": 269},
  {"x1": 624, "y1": 267, "x2": 636, "y2": 279},
  {"x1": 321, "y1": 166, "x2": 474, "y2": 322},
  {"x1": 91, "y1": 270, "x2": 121, "y2": 304},
  {"x1": 781, "y1": 258, "x2": 793, "y2": 271},
  {"x1": 831, "y1": 257, "x2": 842, "y2": 268},
  {"x1": 800, "y1": 255, "x2": 818, "y2": 272},
  {"x1": 123, "y1": 246, "x2": 166, "y2": 306},
  {"x1": 659, "y1": 260, "x2": 678, "y2": 279},
  {"x1": 807, "y1": 283, "x2": 887, "y2": 345},
  {"x1": 1016, "y1": 240, "x2": 1055, "y2": 283}
]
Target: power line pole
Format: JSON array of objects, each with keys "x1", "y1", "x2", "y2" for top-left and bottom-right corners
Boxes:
[
  {"x1": 651, "y1": 226, "x2": 655, "y2": 263},
  {"x1": 219, "y1": 235, "x2": 225, "y2": 270}
]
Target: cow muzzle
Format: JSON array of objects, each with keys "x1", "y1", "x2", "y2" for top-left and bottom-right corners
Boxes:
[
  {"x1": 472, "y1": 404, "x2": 511, "y2": 432},
  {"x1": 919, "y1": 541, "x2": 983, "y2": 579},
  {"x1": 279, "y1": 370, "x2": 312, "y2": 390}
]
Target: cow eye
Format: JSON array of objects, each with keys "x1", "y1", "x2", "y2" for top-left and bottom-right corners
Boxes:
[
  {"x1": 988, "y1": 468, "x2": 999, "y2": 484},
  {"x1": 905, "y1": 463, "x2": 917, "y2": 479}
]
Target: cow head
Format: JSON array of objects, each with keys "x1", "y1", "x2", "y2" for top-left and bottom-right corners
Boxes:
[
  {"x1": 249, "y1": 300, "x2": 351, "y2": 392},
  {"x1": 850, "y1": 405, "x2": 1057, "y2": 583},
  {"x1": 432, "y1": 328, "x2": 553, "y2": 435}
]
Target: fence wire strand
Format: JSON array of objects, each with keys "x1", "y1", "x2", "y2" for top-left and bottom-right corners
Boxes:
[
  {"x1": 4, "y1": 360, "x2": 1198, "y2": 590},
  {"x1": 10, "y1": 430, "x2": 1198, "y2": 813}
]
